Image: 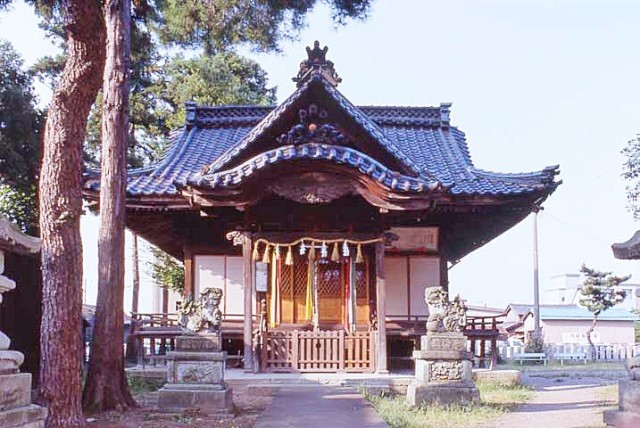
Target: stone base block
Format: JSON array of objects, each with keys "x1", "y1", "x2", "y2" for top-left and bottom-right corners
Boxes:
[
  {"x1": 618, "y1": 379, "x2": 640, "y2": 413},
  {"x1": 166, "y1": 357, "x2": 226, "y2": 385},
  {"x1": 175, "y1": 334, "x2": 221, "y2": 353},
  {"x1": 473, "y1": 369, "x2": 521, "y2": 387},
  {"x1": 406, "y1": 382, "x2": 480, "y2": 407},
  {"x1": 157, "y1": 385, "x2": 233, "y2": 413},
  {"x1": 603, "y1": 410, "x2": 640, "y2": 427},
  {"x1": 0, "y1": 373, "x2": 32, "y2": 411},
  {"x1": 415, "y1": 359, "x2": 473, "y2": 384},
  {"x1": 0, "y1": 404, "x2": 47, "y2": 428}
]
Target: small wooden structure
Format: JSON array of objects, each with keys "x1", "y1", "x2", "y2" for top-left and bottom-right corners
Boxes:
[
  {"x1": 0, "y1": 217, "x2": 41, "y2": 383},
  {"x1": 84, "y1": 42, "x2": 559, "y2": 373}
]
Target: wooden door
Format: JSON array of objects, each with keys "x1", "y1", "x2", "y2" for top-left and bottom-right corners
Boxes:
[{"x1": 316, "y1": 260, "x2": 343, "y2": 324}]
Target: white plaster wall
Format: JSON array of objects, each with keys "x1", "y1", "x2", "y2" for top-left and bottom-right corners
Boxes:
[
  {"x1": 385, "y1": 257, "x2": 408, "y2": 317},
  {"x1": 384, "y1": 256, "x2": 440, "y2": 317},
  {"x1": 540, "y1": 319, "x2": 635, "y2": 345},
  {"x1": 193, "y1": 255, "x2": 252, "y2": 317},
  {"x1": 409, "y1": 256, "x2": 440, "y2": 317}
]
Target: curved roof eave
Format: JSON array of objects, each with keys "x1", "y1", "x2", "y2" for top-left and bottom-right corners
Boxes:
[{"x1": 187, "y1": 142, "x2": 443, "y2": 193}]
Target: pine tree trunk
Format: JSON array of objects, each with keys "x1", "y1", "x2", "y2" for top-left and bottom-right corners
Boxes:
[
  {"x1": 586, "y1": 316, "x2": 598, "y2": 361},
  {"x1": 82, "y1": 0, "x2": 136, "y2": 412},
  {"x1": 38, "y1": 1, "x2": 105, "y2": 427}
]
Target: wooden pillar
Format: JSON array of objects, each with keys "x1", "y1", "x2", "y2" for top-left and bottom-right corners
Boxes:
[
  {"x1": 439, "y1": 256, "x2": 449, "y2": 292},
  {"x1": 375, "y1": 241, "x2": 388, "y2": 373},
  {"x1": 243, "y1": 234, "x2": 254, "y2": 371},
  {"x1": 183, "y1": 247, "x2": 194, "y2": 298}
]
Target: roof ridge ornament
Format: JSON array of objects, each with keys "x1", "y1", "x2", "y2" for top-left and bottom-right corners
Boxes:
[{"x1": 293, "y1": 41, "x2": 342, "y2": 88}]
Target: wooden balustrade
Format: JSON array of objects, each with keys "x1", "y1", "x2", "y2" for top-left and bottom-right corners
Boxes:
[{"x1": 260, "y1": 329, "x2": 375, "y2": 373}]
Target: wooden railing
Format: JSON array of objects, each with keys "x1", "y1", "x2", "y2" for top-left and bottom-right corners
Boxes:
[
  {"x1": 128, "y1": 312, "x2": 251, "y2": 366},
  {"x1": 464, "y1": 315, "x2": 503, "y2": 369},
  {"x1": 260, "y1": 330, "x2": 375, "y2": 373}
]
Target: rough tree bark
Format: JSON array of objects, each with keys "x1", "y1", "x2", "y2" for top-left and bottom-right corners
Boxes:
[
  {"x1": 82, "y1": 0, "x2": 136, "y2": 412},
  {"x1": 37, "y1": 1, "x2": 105, "y2": 427}
]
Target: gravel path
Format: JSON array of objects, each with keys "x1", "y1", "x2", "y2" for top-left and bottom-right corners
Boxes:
[{"x1": 483, "y1": 370, "x2": 623, "y2": 428}]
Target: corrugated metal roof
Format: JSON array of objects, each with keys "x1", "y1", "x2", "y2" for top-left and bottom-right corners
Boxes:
[{"x1": 540, "y1": 306, "x2": 637, "y2": 321}]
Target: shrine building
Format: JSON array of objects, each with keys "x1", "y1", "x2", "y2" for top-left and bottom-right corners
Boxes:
[{"x1": 84, "y1": 42, "x2": 560, "y2": 373}]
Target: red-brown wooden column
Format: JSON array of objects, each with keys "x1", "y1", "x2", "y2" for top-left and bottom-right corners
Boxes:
[
  {"x1": 439, "y1": 257, "x2": 449, "y2": 292},
  {"x1": 183, "y1": 246, "x2": 194, "y2": 298},
  {"x1": 242, "y1": 234, "x2": 254, "y2": 371},
  {"x1": 375, "y1": 241, "x2": 388, "y2": 373}
]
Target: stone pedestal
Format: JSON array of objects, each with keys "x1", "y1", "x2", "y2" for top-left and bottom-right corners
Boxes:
[
  {"x1": 157, "y1": 333, "x2": 233, "y2": 413},
  {"x1": 407, "y1": 332, "x2": 479, "y2": 406},
  {"x1": 0, "y1": 249, "x2": 47, "y2": 427},
  {"x1": 604, "y1": 380, "x2": 640, "y2": 427}
]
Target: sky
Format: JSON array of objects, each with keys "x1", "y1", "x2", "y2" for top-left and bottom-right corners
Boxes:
[{"x1": 1, "y1": 0, "x2": 640, "y2": 308}]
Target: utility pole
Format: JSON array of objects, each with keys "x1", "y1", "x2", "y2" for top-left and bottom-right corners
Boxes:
[{"x1": 532, "y1": 205, "x2": 542, "y2": 340}]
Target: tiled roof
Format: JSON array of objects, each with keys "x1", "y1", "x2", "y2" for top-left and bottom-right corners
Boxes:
[{"x1": 84, "y1": 78, "x2": 560, "y2": 199}]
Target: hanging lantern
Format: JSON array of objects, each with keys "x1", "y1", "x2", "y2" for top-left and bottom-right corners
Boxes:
[
  {"x1": 285, "y1": 245, "x2": 293, "y2": 266},
  {"x1": 355, "y1": 244, "x2": 364, "y2": 264},
  {"x1": 342, "y1": 240, "x2": 350, "y2": 257},
  {"x1": 262, "y1": 245, "x2": 271, "y2": 264},
  {"x1": 252, "y1": 242, "x2": 260, "y2": 261},
  {"x1": 331, "y1": 242, "x2": 340, "y2": 262},
  {"x1": 275, "y1": 244, "x2": 281, "y2": 259},
  {"x1": 320, "y1": 241, "x2": 328, "y2": 258},
  {"x1": 299, "y1": 240, "x2": 307, "y2": 255}
]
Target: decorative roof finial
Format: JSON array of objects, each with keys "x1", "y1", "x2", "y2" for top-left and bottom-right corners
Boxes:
[{"x1": 293, "y1": 41, "x2": 342, "y2": 88}]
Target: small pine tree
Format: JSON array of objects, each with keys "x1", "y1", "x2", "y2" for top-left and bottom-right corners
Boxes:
[
  {"x1": 579, "y1": 264, "x2": 630, "y2": 359},
  {"x1": 149, "y1": 246, "x2": 185, "y2": 295}
]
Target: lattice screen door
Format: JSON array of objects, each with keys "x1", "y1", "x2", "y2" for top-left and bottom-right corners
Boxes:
[{"x1": 269, "y1": 253, "x2": 370, "y2": 327}]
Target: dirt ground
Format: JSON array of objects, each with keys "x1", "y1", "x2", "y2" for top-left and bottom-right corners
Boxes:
[
  {"x1": 86, "y1": 381, "x2": 273, "y2": 428},
  {"x1": 480, "y1": 369, "x2": 624, "y2": 428},
  {"x1": 86, "y1": 368, "x2": 626, "y2": 428}
]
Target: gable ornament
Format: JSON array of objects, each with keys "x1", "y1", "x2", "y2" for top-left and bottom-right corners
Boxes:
[
  {"x1": 277, "y1": 104, "x2": 347, "y2": 146},
  {"x1": 293, "y1": 41, "x2": 342, "y2": 87}
]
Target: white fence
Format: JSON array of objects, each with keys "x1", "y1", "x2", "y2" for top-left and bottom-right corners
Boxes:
[{"x1": 499, "y1": 344, "x2": 640, "y2": 362}]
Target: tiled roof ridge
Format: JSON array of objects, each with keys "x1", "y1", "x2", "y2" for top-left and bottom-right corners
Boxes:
[
  {"x1": 201, "y1": 76, "x2": 314, "y2": 175},
  {"x1": 200, "y1": 75, "x2": 428, "y2": 177},
  {"x1": 318, "y1": 78, "x2": 425, "y2": 176},
  {"x1": 188, "y1": 104, "x2": 453, "y2": 126},
  {"x1": 125, "y1": 128, "x2": 188, "y2": 177}
]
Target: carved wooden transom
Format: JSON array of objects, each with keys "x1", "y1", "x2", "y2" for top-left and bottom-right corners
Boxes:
[{"x1": 267, "y1": 172, "x2": 356, "y2": 204}]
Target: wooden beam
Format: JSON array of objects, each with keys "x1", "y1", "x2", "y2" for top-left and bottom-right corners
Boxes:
[
  {"x1": 242, "y1": 234, "x2": 254, "y2": 371},
  {"x1": 375, "y1": 241, "x2": 388, "y2": 373}
]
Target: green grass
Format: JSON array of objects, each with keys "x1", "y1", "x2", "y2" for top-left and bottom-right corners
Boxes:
[
  {"x1": 127, "y1": 377, "x2": 165, "y2": 394},
  {"x1": 364, "y1": 382, "x2": 532, "y2": 428}
]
